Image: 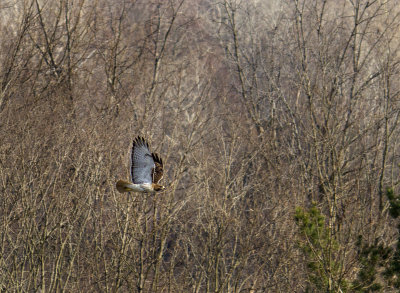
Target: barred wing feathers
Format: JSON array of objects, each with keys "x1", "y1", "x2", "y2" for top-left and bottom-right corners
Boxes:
[{"x1": 130, "y1": 137, "x2": 155, "y2": 184}]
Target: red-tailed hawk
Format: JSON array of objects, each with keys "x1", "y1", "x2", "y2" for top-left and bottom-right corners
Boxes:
[{"x1": 116, "y1": 136, "x2": 164, "y2": 193}]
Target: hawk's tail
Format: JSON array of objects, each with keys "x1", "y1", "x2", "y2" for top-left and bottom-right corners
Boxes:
[{"x1": 116, "y1": 180, "x2": 131, "y2": 193}]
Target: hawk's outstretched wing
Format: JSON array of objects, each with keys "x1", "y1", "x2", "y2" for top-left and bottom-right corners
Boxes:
[
  {"x1": 151, "y1": 153, "x2": 163, "y2": 184},
  {"x1": 130, "y1": 137, "x2": 155, "y2": 184}
]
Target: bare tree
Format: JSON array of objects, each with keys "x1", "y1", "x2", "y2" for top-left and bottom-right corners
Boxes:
[{"x1": 3, "y1": 0, "x2": 400, "y2": 292}]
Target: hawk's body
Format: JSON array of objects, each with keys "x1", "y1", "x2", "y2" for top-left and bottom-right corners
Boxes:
[{"x1": 116, "y1": 137, "x2": 164, "y2": 193}]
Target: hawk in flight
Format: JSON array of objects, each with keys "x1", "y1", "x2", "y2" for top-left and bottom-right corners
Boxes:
[{"x1": 116, "y1": 136, "x2": 165, "y2": 193}]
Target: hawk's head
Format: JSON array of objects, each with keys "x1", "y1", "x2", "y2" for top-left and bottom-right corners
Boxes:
[{"x1": 152, "y1": 183, "x2": 165, "y2": 192}]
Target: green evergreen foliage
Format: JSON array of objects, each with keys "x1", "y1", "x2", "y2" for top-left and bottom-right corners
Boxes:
[
  {"x1": 387, "y1": 188, "x2": 400, "y2": 219},
  {"x1": 353, "y1": 189, "x2": 400, "y2": 291},
  {"x1": 353, "y1": 235, "x2": 390, "y2": 292},
  {"x1": 384, "y1": 188, "x2": 400, "y2": 288},
  {"x1": 295, "y1": 204, "x2": 348, "y2": 292}
]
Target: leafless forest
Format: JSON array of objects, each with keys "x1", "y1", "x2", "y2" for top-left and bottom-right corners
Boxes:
[{"x1": 2, "y1": 0, "x2": 400, "y2": 292}]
